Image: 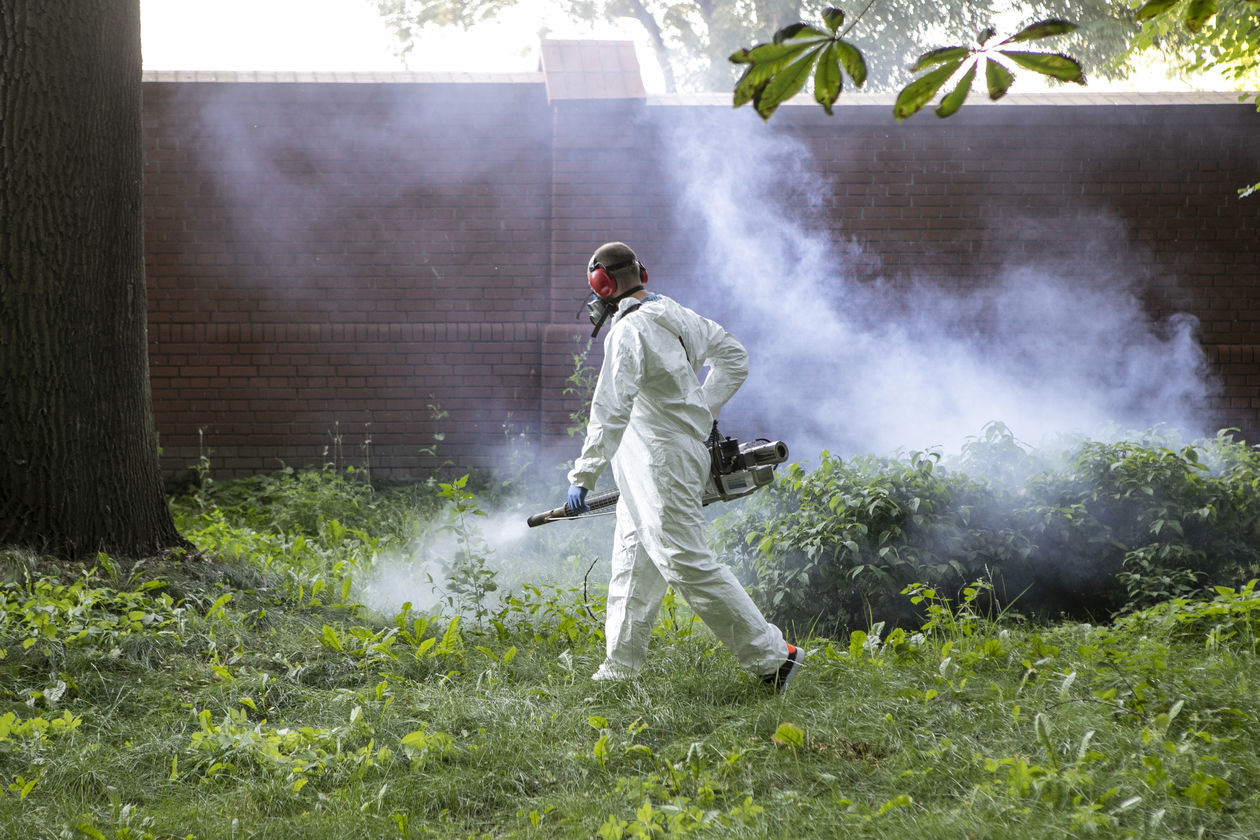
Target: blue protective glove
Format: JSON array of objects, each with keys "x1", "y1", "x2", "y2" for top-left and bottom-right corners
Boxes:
[{"x1": 566, "y1": 484, "x2": 590, "y2": 513}]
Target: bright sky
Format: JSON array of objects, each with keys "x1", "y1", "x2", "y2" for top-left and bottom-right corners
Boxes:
[
  {"x1": 140, "y1": 0, "x2": 408, "y2": 72},
  {"x1": 139, "y1": 0, "x2": 1227, "y2": 94},
  {"x1": 140, "y1": 0, "x2": 660, "y2": 81}
]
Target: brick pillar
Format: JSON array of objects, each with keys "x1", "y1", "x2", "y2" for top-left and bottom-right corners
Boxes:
[{"x1": 539, "y1": 40, "x2": 648, "y2": 446}]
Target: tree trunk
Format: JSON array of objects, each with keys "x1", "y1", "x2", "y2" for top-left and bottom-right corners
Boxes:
[{"x1": 0, "y1": 1, "x2": 187, "y2": 558}]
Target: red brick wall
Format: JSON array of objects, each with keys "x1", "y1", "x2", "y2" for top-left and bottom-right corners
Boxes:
[
  {"x1": 144, "y1": 80, "x2": 555, "y2": 479},
  {"x1": 776, "y1": 103, "x2": 1257, "y2": 311},
  {"x1": 143, "y1": 78, "x2": 1259, "y2": 480},
  {"x1": 768, "y1": 102, "x2": 1258, "y2": 439}
]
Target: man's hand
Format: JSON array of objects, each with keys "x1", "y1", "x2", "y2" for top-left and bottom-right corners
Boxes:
[{"x1": 566, "y1": 484, "x2": 590, "y2": 513}]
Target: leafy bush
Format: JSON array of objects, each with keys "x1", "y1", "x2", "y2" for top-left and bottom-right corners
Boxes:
[
  {"x1": 0, "y1": 570, "x2": 188, "y2": 661},
  {"x1": 717, "y1": 426, "x2": 1260, "y2": 636},
  {"x1": 175, "y1": 464, "x2": 443, "y2": 540}
]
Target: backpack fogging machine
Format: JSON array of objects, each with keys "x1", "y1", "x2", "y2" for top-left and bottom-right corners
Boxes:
[{"x1": 526, "y1": 434, "x2": 790, "y2": 527}]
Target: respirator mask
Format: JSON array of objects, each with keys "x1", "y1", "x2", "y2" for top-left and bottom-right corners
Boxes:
[{"x1": 581, "y1": 254, "x2": 645, "y2": 337}]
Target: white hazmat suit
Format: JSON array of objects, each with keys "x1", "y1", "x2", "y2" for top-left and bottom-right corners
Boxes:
[{"x1": 569, "y1": 292, "x2": 788, "y2": 680}]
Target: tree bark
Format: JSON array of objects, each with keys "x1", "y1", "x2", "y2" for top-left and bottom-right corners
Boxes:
[{"x1": 1, "y1": 1, "x2": 187, "y2": 558}]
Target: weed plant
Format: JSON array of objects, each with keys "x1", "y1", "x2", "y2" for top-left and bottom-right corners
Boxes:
[{"x1": 0, "y1": 438, "x2": 1258, "y2": 838}]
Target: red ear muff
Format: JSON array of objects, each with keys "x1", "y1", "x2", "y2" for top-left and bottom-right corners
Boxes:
[
  {"x1": 639, "y1": 264, "x2": 648, "y2": 286},
  {"x1": 589, "y1": 266, "x2": 618, "y2": 298}
]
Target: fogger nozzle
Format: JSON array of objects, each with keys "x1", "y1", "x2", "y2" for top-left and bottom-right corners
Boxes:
[
  {"x1": 526, "y1": 487, "x2": 621, "y2": 528},
  {"x1": 741, "y1": 439, "x2": 788, "y2": 466}
]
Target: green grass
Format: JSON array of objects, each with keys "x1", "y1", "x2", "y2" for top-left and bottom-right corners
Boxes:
[{"x1": 1, "y1": 468, "x2": 1258, "y2": 839}]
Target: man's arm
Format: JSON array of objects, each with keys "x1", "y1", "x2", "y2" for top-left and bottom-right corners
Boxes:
[
  {"x1": 567, "y1": 330, "x2": 643, "y2": 490},
  {"x1": 694, "y1": 321, "x2": 748, "y2": 422}
]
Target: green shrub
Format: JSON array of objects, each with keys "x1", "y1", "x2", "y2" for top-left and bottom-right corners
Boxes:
[
  {"x1": 173, "y1": 464, "x2": 443, "y2": 540},
  {"x1": 717, "y1": 427, "x2": 1260, "y2": 636}
]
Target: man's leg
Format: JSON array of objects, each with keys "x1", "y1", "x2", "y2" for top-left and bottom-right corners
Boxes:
[
  {"x1": 649, "y1": 514, "x2": 788, "y2": 676},
  {"x1": 628, "y1": 438, "x2": 788, "y2": 676},
  {"x1": 595, "y1": 504, "x2": 668, "y2": 679}
]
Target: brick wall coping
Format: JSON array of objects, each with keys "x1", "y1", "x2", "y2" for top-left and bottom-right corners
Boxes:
[
  {"x1": 142, "y1": 70, "x2": 544, "y2": 84},
  {"x1": 140, "y1": 69, "x2": 1251, "y2": 112},
  {"x1": 648, "y1": 90, "x2": 1256, "y2": 107}
]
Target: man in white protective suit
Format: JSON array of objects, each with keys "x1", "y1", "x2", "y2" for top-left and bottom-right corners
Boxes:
[{"x1": 564, "y1": 241, "x2": 803, "y2": 690}]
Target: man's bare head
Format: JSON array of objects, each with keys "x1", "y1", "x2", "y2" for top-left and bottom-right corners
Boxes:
[{"x1": 588, "y1": 241, "x2": 645, "y2": 297}]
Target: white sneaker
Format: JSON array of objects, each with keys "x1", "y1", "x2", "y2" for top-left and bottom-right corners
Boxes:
[{"x1": 591, "y1": 663, "x2": 636, "y2": 681}]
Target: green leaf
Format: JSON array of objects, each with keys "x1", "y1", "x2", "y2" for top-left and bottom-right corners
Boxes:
[
  {"x1": 835, "y1": 40, "x2": 868, "y2": 87},
  {"x1": 772, "y1": 22, "x2": 829, "y2": 44},
  {"x1": 205, "y1": 592, "x2": 232, "y2": 620},
  {"x1": 772, "y1": 722, "x2": 805, "y2": 749},
  {"x1": 754, "y1": 47, "x2": 824, "y2": 120},
  {"x1": 935, "y1": 61, "x2": 977, "y2": 118},
  {"x1": 1134, "y1": 0, "x2": 1181, "y2": 21},
  {"x1": 998, "y1": 51, "x2": 1086, "y2": 83},
  {"x1": 592, "y1": 733, "x2": 610, "y2": 766},
  {"x1": 985, "y1": 57, "x2": 1015, "y2": 99},
  {"x1": 894, "y1": 59, "x2": 964, "y2": 121},
  {"x1": 1000, "y1": 19, "x2": 1078, "y2": 45},
  {"x1": 733, "y1": 43, "x2": 809, "y2": 108},
  {"x1": 729, "y1": 40, "x2": 813, "y2": 66},
  {"x1": 320, "y1": 624, "x2": 343, "y2": 651},
  {"x1": 76, "y1": 822, "x2": 107, "y2": 840},
  {"x1": 911, "y1": 46, "x2": 971, "y2": 72},
  {"x1": 878, "y1": 794, "x2": 914, "y2": 814},
  {"x1": 401, "y1": 728, "x2": 430, "y2": 746},
  {"x1": 773, "y1": 22, "x2": 808, "y2": 42},
  {"x1": 814, "y1": 43, "x2": 842, "y2": 115},
  {"x1": 822, "y1": 7, "x2": 845, "y2": 33},
  {"x1": 1184, "y1": 0, "x2": 1217, "y2": 31},
  {"x1": 730, "y1": 27, "x2": 830, "y2": 112}
]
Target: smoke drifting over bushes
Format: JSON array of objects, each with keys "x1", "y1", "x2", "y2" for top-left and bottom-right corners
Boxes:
[
  {"x1": 356, "y1": 502, "x2": 616, "y2": 618},
  {"x1": 650, "y1": 110, "x2": 1215, "y2": 459}
]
